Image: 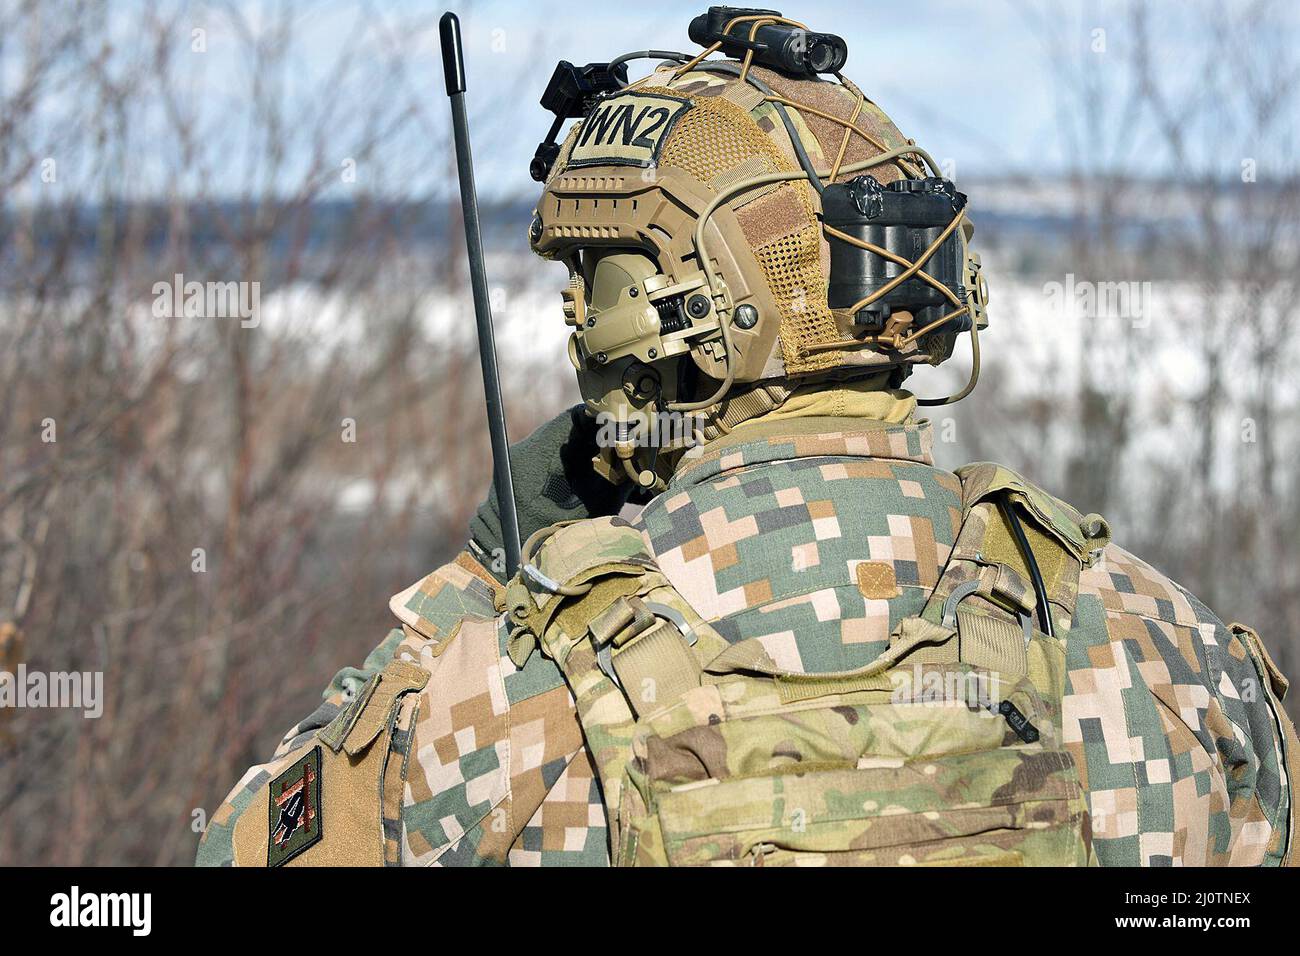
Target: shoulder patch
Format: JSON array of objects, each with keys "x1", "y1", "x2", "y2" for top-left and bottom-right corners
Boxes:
[
  {"x1": 267, "y1": 745, "x2": 323, "y2": 866},
  {"x1": 567, "y1": 92, "x2": 690, "y2": 169}
]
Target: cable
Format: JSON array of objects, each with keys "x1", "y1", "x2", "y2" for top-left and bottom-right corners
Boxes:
[
  {"x1": 609, "y1": 50, "x2": 692, "y2": 72},
  {"x1": 829, "y1": 87, "x2": 865, "y2": 182},
  {"x1": 686, "y1": 61, "x2": 825, "y2": 193},
  {"x1": 916, "y1": 322, "x2": 981, "y2": 406},
  {"x1": 997, "y1": 493, "x2": 1054, "y2": 637}
]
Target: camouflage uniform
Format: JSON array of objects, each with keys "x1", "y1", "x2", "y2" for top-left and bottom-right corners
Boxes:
[{"x1": 197, "y1": 401, "x2": 1297, "y2": 866}]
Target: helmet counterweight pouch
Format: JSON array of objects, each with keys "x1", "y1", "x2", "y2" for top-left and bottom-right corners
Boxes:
[{"x1": 505, "y1": 468, "x2": 1104, "y2": 866}]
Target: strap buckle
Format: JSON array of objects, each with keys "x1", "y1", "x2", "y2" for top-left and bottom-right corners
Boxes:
[
  {"x1": 589, "y1": 595, "x2": 658, "y2": 688},
  {"x1": 588, "y1": 595, "x2": 701, "y2": 714},
  {"x1": 942, "y1": 579, "x2": 1032, "y2": 647}
]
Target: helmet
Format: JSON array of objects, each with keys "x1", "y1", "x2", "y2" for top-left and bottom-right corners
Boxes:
[{"x1": 527, "y1": 11, "x2": 989, "y2": 487}]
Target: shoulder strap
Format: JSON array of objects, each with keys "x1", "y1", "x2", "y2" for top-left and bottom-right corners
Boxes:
[
  {"x1": 503, "y1": 517, "x2": 727, "y2": 713},
  {"x1": 503, "y1": 517, "x2": 729, "y2": 838},
  {"x1": 957, "y1": 463, "x2": 1110, "y2": 570},
  {"x1": 912, "y1": 462, "x2": 1110, "y2": 681}
]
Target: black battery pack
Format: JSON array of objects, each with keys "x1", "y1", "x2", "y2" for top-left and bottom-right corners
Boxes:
[{"x1": 823, "y1": 175, "x2": 970, "y2": 334}]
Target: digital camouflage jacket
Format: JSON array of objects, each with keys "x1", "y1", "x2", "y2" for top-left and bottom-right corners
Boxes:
[{"x1": 197, "y1": 413, "x2": 1298, "y2": 867}]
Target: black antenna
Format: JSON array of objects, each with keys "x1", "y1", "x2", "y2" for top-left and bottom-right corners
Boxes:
[{"x1": 440, "y1": 11, "x2": 522, "y2": 578}]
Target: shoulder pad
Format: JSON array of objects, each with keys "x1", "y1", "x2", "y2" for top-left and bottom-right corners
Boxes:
[
  {"x1": 503, "y1": 516, "x2": 658, "y2": 667},
  {"x1": 528, "y1": 516, "x2": 656, "y2": 590},
  {"x1": 389, "y1": 550, "x2": 501, "y2": 648},
  {"x1": 956, "y1": 462, "x2": 1111, "y2": 562}
]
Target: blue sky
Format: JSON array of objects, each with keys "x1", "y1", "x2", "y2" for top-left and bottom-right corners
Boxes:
[
  {"x1": 269, "y1": 0, "x2": 1071, "y2": 191},
  {"x1": 448, "y1": 0, "x2": 1297, "y2": 188},
  {"x1": 16, "y1": 0, "x2": 1299, "y2": 200}
]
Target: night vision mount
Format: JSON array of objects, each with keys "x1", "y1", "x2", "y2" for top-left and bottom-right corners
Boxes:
[{"x1": 529, "y1": 61, "x2": 629, "y2": 182}]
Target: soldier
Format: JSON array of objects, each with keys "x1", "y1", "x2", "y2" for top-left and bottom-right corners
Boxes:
[{"x1": 198, "y1": 10, "x2": 1297, "y2": 867}]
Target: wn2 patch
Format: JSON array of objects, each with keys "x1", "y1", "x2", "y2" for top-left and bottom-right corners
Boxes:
[
  {"x1": 567, "y1": 92, "x2": 690, "y2": 169},
  {"x1": 267, "y1": 745, "x2": 323, "y2": 866}
]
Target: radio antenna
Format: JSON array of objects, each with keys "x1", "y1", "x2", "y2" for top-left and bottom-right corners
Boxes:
[{"x1": 440, "y1": 11, "x2": 523, "y2": 578}]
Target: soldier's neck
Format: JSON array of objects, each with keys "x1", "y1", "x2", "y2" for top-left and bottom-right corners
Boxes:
[{"x1": 739, "y1": 374, "x2": 917, "y2": 430}]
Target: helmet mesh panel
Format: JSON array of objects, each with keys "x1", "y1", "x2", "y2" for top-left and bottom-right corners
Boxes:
[
  {"x1": 646, "y1": 85, "x2": 844, "y2": 374},
  {"x1": 652, "y1": 86, "x2": 783, "y2": 183},
  {"x1": 750, "y1": 219, "x2": 839, "y2": 372}
]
